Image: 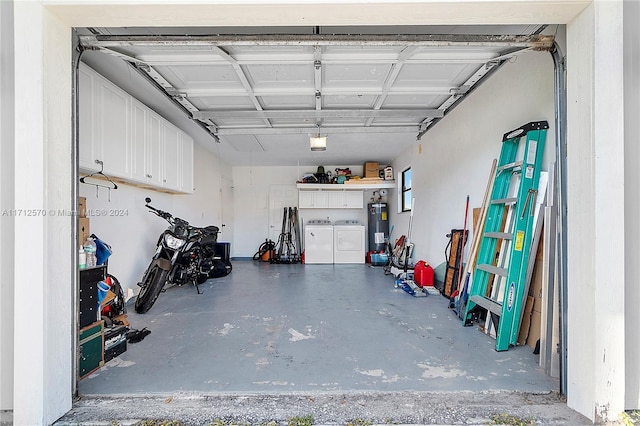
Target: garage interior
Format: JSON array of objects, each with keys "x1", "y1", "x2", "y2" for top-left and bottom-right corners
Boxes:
[
  {"x1": 72, "y1": 23, "x2": 566, "y2": 410},
  {"x1": 5, "y1": 2, "x2": 640, "y2": 424}
]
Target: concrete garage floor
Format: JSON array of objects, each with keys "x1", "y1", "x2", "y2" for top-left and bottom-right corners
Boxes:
[{"x1": 58, "y1": 260, "x2": 589, "y2": 425}]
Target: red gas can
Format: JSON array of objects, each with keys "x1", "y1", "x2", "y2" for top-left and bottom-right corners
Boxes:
[{"x1": 414, "y1": 260, "x2": 434, "y2": 287}]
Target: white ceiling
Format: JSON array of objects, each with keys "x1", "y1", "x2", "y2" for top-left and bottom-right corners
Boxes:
[{"x1": 78, "y1": 26, "x2": 554, "y2": 167}]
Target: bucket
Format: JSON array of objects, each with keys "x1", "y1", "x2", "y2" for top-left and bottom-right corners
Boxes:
[
  {"x1": 261, "y1": 249, "x2": 274, "y2": 262},
  {"x1": 370, "y1": 252, "x2": 389, "y2": 266},
  {"x1": 414, "y1": 260, "x2": 434, "y2": 287}
]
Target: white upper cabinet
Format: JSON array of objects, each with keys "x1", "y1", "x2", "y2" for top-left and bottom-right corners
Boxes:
[
  {"x1": 299, "y1": 189, "x2": 364, "y2": 209},
  {"x1": 298, "y1": 190, "x2": 329, "y2": 208},
  {"x1": 180, "y1": 133, "x2": 194, "y2": 193},
  {"x1": 327, "y1": 190, "x2": 364, "y2": 208},
  {"x1": 94, "y1": 76, "x2": 131, "y2": 178},
  {"x1": 298, "y1": 191, "x2": 314, "y2": 208},
  {"x1": 130, "y1": 99, "x2": 148, "y2": 182},
  {"x1": 146, "y1": 111, "x2": 164, "y2": 188},
  {"x1": 79, "y1": 63, "x2": 194, "y2": 193},
  {"x1": 79, "y1": 63, "x2": 130, "y2": 177},
  {"x1": 78, "y1": 66, "x2": 97, "y2": 171},
  {"x1": 344, "y1": 190, "x2": 364, "y2": 208},
  {"x1": 162, "y1": 122, "x2": 181, "y2": 191}
]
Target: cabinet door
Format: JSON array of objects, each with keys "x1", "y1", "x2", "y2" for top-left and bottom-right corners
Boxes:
[
  {"x1": 130, "y1": 100, "x2": 147, "y2": 183},
  {"x1": 180, "y1": 133, "x2": 194, "y2": 193},
  {"x1": 299, "y1": 191, "x2": 329, "y2": 208},
  {"x1": 327, "y1": 191, "x2": 345, "y2": 208},
  {"x1": 327, "y1": 190, "x2": 363, "y2": 208},
  {"x1": 146, "y1": 112, "x2": 163, "y2": 187},
  {"x1": 95, "y1": 78, "x2": 131, "y2": 178},
  {"x1": 343, "y1": 190, "x2": 364, "y2": 208},
  {"x1": 78, "y1": 66, "x2": 98, "y2": 172},
  {"x1": 299, "y1": 191, "x2": 315, "y2": 208},
  {"x1": 162, "y1": 123, "x2": 180, "y2": 191},
  {"x1": 314, "y1": 191, "x2": 329, "y2": 208}
]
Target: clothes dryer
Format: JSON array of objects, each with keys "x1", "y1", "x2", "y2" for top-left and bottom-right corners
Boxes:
[{"x1": 333, "y1": 220, "x2": 366, "y2": 264}]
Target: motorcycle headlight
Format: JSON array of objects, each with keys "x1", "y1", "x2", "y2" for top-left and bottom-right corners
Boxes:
[{"x1": 164, "y1": 233, "x2": 186, "y2": 249}]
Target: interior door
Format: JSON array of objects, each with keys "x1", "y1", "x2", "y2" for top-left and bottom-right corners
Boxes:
[
  {"x1": 269, "y1": 185, "x2": 298, "y2": 243},
  {"x1": 220, "y1": 176, "x2": 234, "y2": 250}
]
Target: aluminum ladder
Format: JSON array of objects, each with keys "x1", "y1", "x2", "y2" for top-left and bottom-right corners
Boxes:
[{"x1": 462, "y1": 121, "x2": 548, "y2": 351}]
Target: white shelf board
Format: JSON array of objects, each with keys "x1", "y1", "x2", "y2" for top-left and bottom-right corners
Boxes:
[{"x1": 297, "y1": 182, "x2": 395, "y2": 190}]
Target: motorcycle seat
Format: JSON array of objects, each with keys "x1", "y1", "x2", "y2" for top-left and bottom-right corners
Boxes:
[
  {"x1": 203, "y1": 226, "x2": 219, "y2": 235},
  {"x1": 201, "y1": 233, "x2": 218, "y2": 246}
]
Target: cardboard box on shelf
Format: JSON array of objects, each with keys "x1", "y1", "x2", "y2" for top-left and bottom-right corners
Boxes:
[
  {"x1": 78, "y1": 217, "x2": 90, "y2": 248},
  {"x1": 364, "y1": 162, "x2": 379, "y2": 178},
  {"x1": 78, "y1": 196, "x2": 86, "y2": 218}
]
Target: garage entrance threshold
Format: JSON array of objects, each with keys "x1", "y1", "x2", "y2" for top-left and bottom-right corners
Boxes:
[{"x1": 60, "y1": 261, "x2": 588, "y2": 424}]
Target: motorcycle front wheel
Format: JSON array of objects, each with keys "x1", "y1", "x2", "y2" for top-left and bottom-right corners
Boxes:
[{"x1": 134, "y1": 264, "x2": 169, "y2": 314}]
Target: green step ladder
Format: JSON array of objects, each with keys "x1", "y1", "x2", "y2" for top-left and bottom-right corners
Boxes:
[{"x1": 463, "y1": 121, "x2": 548, "y2": 351}]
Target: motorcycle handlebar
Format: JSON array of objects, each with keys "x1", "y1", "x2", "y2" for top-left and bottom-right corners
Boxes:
[
  {"x1": 145, "y1": 203, "x2": 173, "y2": 222},
  {"x1": 145, "y1": 202, "x2": 193, "y2": 228},
  {"x1": 145, "y1": 200, "x2": 216, "y2": 235}
]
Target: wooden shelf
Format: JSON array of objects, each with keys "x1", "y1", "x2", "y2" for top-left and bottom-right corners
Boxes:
[{"x1": 297, "y1": 181, "x2": 395, "y2": 190}]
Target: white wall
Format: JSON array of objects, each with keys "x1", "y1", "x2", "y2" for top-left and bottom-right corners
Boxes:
[
  {"x1": 566, "y1": 5, "x2": 597, "y2": 420},
  {"x1": 79, "y1": 143, "x2": 231, "y2": 300},
  {"x1": 390, "y1": 50, "x2": 556, "y2": 268},
  {"x1": 624, "y1": 0, "x2": 640, "y2": 410},
  {"x1": 12, "y1": 2, "x2": 74, "y2": 424},
  {"x1": 43, "y1": 8, "x2": 76, "y2": 422},
  {"x1": 232, "y1": 166, "x2": 294, "y2": 257},
  {"x1": 0, "y1": 0, "x2": 15, "y2": 415},
  {"x1": 232, "y1": 165, "x2": 387, "y2": 257},
  {"x1": 567, "y1": 0, "x2": 628, "y2": 421}
]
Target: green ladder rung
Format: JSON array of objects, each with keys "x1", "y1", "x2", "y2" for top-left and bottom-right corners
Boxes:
[
  {"x1": 469, "y1": 295, "x2": 502, "y2": 315},
  {"x1": 491, "y1": 197, "x2": 518, "y2": 205},
  {"x1": 484, "y1": 232, "x2": 512, "y2": 240},
  {"x1": 477, "y1": 264, "x2": 508, "y2": 276},
  {"x1": 497, "y1": 161, "x2": 523, "y2": 172}
]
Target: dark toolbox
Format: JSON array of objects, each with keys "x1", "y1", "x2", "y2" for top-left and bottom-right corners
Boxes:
[
  {"x1": 103, "y1": 325, "x2": 127, "y2": 363},
  {"x1": 79, "y1": 265, "x2": 106, "y2": 328},
  {"x1": 79, "y1": 320, "x2": 104, "y2": 379}
]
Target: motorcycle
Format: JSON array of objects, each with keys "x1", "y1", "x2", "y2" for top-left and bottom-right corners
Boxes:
[{"x1": 134, "y1": 197, "x2": 232, "y2": 313}]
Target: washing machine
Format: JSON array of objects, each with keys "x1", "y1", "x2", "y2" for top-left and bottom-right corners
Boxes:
[
  {"x1": 304, "y1": 220, "x2": 333, "y2": 264},
  {"x1": 333, "y1": 220, "x2": 366, "y2": 264}
]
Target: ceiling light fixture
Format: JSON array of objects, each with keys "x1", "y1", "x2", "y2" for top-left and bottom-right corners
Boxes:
[{"x1": 310, "y1": 126, "x2": 327, "y2": 151}]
